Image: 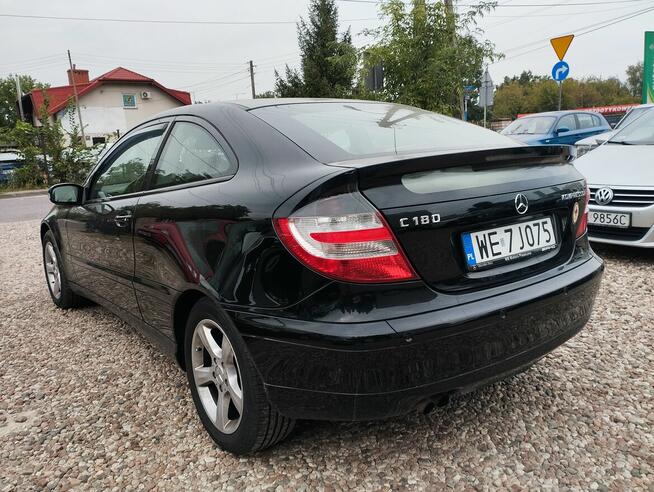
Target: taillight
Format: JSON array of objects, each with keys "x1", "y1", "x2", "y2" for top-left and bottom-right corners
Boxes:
[
  {"x1": 575, "y1": 185, "x2": 590, "y2": 239},
  {"x1": 273, "y1": 191, "x2": 417, "y2": 283}
]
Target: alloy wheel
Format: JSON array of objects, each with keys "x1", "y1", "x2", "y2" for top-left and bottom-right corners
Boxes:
[
  {"x1": 191, "y1": 319, "x2": 244, "y2": 434},
  {"x1": 44, "y1": 243, "x2": 62, "y2": 299}
]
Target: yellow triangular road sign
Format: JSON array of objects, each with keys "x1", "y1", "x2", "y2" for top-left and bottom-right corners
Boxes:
[{"x1": 550, "y1": 34, "x2": 574, "y2": 61}]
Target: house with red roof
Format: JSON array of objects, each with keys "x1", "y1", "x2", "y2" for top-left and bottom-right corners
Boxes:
[{"x1": 21, "y1": 67, "x2": 191, "y2": 146}]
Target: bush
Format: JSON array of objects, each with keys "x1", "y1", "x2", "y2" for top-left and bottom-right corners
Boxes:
[
  {"x1": 0, "y1": 102, "x2": 102, "y2": 190},
  {"x1": 8, "y1": 161, "x2": 45, "y2": 189}
]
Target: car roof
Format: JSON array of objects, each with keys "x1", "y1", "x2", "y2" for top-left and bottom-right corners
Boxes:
[
  {"x1": 226, "y1": 98, "x2": 385, "y2": 110},
  {"x1": 522, "y1": 110, "x2": 602, "y2": 118},
  {"x1": 156, "y1": 98, "x2": 406, "y2": 118}
]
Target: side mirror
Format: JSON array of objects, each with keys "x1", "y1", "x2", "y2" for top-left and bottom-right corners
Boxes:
[
  {"x1": 556, "y1": 127, "x2": 570, "y2": 135},
  {"x1": 48, "y1": 183, "x2": 83, "y2": 205}
]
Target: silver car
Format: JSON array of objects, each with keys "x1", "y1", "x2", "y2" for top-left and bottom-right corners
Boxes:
[
  {"x1": 575, "y1": 104, "x2": 654, "y2": 157},
  {"x1": 575, "y1": 106, "x2": 654, "y2": 247}
]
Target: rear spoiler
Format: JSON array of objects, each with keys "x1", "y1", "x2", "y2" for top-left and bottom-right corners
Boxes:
[{"x1": 330, "y1": 145, "x2": 573, "y2": 181}]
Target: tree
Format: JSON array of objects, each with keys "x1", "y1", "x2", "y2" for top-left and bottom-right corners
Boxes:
[
  {"x1": 275, "y1": 0, "x2": 357, "y2": 97},
  {"x1": 359, "y1": 0, "x2": 498, "y2": 116},
  {"x1": 255, "y1": 90, "x2": 278, "y2": 99},
  {"x1": 0, "y1": 74, "x2": 47, "y2": 128},
  {"x1": 626, "y1": 61, "x2": 643, "y2": 99},
  {"x1": 0, "y1": 95, "x2": 96, "y2": 188},
  {"x1": 492, "y1": 71, "x2": 638, "y2": 119},
  {"x1": 492, "y1": 81, "x2": 527, "y2": 119}
]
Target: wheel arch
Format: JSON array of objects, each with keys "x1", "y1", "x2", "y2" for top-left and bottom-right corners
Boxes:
[
  {"x1": 172, "y1": 289, "x2": 209, "y2": 369},
  {"x1": 40, "y1": 222, "x2": 51, "y2": 242}
]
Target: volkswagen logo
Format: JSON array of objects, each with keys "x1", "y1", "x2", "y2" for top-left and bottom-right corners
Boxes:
[
  {"x1": 595, "y1": 187, "x2": 614, "y2": 205},
  {"x1": 515, "y1": 194, "x2": 529, "y2": 215}
]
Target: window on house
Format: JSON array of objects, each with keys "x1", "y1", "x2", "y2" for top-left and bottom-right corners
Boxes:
[
  {"x1": 122, "y1": 94, "x2": 137, "y2": 108},
  {"x1": 92, "y1": 137, "x2": 106, "y2": 145}
]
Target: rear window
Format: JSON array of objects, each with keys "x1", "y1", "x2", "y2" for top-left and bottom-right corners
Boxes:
[
  {"x1": 576, "y1": 113, "x2": 596, "y2": 129},
  {"x1": 403, "y1": 165, "x2": 572, "y2": 195},
  {"x1": 251, "y1": 102, "x2": 519, "y2": 163}
]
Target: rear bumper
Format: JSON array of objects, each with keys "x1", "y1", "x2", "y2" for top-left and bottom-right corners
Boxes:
[{"x1": 235, "y1": 255, "x2": 603, "y2": 421}]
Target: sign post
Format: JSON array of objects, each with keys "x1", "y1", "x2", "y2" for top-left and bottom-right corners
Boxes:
[
  {"x1": 550, "y1": 35, "x2": 574, "y2": 110},
  {"x1": 643, "y1": 31, "x2": 654, "y2": 103},
  {"x1": 551, "y1": 60, "x2": 570, "y2": 110},
  {"x1": 463, "y1": 85, "x2": 476, "y2": 122},
  {"x1": 479, "y1": 69, "x2": 494, "y2": 128}
]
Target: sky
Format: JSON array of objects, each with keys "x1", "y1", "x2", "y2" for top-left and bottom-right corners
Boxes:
[{"x1": 0, "y1": 0, "x2": 652, "y2": 101}]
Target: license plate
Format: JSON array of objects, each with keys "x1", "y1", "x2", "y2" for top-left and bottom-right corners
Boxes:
[
  {"x1": 462, "y1": 217, "x2": 557, "y2": 270},
  {"x1": 588, "y1": 210, "x2": 631, "y2": 228}
]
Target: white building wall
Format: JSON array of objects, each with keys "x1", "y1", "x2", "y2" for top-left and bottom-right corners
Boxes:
[{"x1": 58, "y1": 83, "x2": 186, "y2": 146}]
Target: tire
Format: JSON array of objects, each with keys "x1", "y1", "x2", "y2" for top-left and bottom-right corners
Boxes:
[
  {"x1": 42, "y1": 230, "x2": 82, "y2": 309},
  {"x1": 184, "y1": 298, "x2": 295, "y2": 454}
]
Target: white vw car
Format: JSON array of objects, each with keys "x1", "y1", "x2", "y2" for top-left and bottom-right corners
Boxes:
[
  {"x1": 575, "y1": 103, "x2": 654, "y2": 157},
  {"x1": 575, "y1": 106, "x2": 654, "y2": 247}
]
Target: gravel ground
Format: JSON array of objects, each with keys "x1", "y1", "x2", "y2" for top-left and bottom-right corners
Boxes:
[{"x1": 1, "y1": 219, "x2": 653, "y2": 491}]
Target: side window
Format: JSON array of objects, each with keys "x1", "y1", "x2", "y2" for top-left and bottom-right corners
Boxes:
[
  {"x1": 89, "y1": 125, "x2": 165, "y2": 200},
  {"x1": 576, "y1": 113, "x2": 595, "y2": 130},
  {"x1": 556, "y1": 115, "x2": 577, "y2": 132},
  {"x1": 592, "y1": 114, "x2": 603, "y2": 127},
  {"x1": 151, "y1": 121, "x2": 235, "y2": 190}
]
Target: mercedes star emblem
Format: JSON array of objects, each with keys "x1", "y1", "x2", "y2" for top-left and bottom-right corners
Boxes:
[{"x1": 515, "y1": 193, "x2": 529, "y2": 215}]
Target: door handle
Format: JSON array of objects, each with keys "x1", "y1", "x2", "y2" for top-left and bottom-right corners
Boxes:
[{"x1": 114, "y1": 213, "x2": 132, "y2": 227}]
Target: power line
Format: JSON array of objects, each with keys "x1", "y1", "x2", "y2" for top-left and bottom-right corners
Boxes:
[
  {"x1": 500, "y1": 4, "x2": 654, "y2": 53},
  {"x1": 70, "y1": 50, "x2": 302, "y2": 70},
  {"x1": 0, "y1": 54, "x2": 66, "y2": 69},
  {"x1": 73, "y1": 52, "x2": 246, "y2": 68},
  {"x1": 0, "y1": 13, "x2": 377, "y2": 25},
  {"x1": 486, "y1": 3, "x2": 647, "y2": 17},
  {"x1": 182, "y1": 72, "x2": 250, "y2": 90},
  {"x1": 337, "y1": 0, "x2": 651, "y2": 6},
  {"x1": 70, "y1": 60, "x2": 249, "y2": 75},
  {"x1": 192, "y1": 74, "x2": 253, "y2": 97},
  {"x1": 493, "y1": 4, "x2": 654, "y2": 62}
]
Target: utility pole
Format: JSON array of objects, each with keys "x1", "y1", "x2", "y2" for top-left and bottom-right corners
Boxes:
[
  {"x1": 443, "y1": 0, "x2": 465, "y2": 119},
  {"x1": 67, "y1": 50, "x2": 86, "y2": 143},
  {"x1": 249, "y1": 60, "x2": 256, "y2": 99},
  {"x1": 15, "y1": 75, "x2": 24, "y2": 121}
]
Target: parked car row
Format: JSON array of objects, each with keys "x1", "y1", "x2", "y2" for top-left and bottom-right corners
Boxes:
[
  {"x1": 575, "y1": 103, "x2": 654, "y2": 157},
  {"x1": 502, "y1": 105, "x2": 654, "y2": 249},
  {"x1": 575, "y1": 105, "x2": 654, "y2": 248},
  {"x1": 500, "y1": 110, "x2": 611, "y2": 146}
]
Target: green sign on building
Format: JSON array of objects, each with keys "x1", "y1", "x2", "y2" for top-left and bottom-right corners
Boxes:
[{"x1": 644, "y1": 31, "x2": 654, "y2": 103}]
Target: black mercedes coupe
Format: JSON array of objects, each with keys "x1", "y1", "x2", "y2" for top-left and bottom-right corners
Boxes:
[{"x1": 42, "y1": 99, "x2": 603, "y2": 454}]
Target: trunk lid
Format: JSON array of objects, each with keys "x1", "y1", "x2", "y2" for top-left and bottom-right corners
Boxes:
[{"x1": 350, "y1": 146, "x2": 586, "y2": 292}]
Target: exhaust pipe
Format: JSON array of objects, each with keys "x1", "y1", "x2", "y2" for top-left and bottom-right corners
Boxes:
[{"x1": 417, "y1": 393, "x2": 452, "y2": 415}]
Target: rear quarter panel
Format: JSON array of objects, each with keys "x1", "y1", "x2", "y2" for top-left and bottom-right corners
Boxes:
[{"x1": 131, "y1": 107, "x2": 337, "y2": 339}]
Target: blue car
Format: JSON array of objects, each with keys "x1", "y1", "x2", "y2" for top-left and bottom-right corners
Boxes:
[
  {"x1": 501, "y1": 110, "x2": 611, "y2": 146},
  {"x1": 0, "y1": 152, "x2": 24, "y2": 185}
]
